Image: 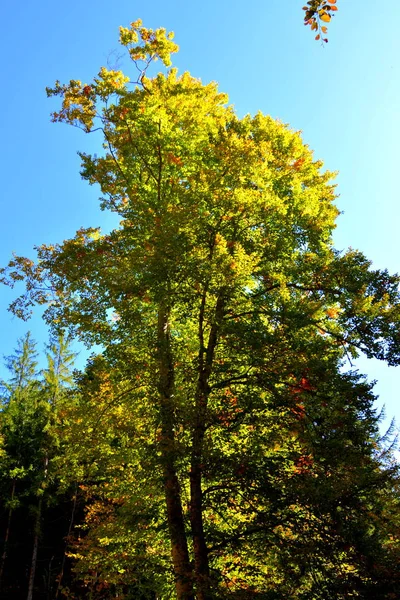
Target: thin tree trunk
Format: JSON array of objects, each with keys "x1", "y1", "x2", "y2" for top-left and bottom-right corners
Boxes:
[
  {"x1": 157, "y1": 305, "x2": 194, "y2": 599},
  {"x1": 46, "y1": 555, "x2": 54, "y2": 600},
  {"x1": 190, "y1": 394, "x2": 210, "y2": 600},
  {"x1": 55, "y1": 483, "x2": 78, "y2": 599},
  {"x1": 27, "y1": 455, "x2": 48, "y2": 600},
  {"x1": 27, "y1": 496, "x2": 42, "y2": 600},
  {"x1": 190, "y1": 291, "x2": 226, "y2": 599},
  {"x1": 0, "y1": 479, "x2": 16, "y2": 591}
]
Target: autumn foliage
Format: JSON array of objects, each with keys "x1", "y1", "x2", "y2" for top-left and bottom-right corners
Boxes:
[
  {"x1": 1, "y1": 16, "x2": 400, "y2": 600},
  {"x1": 303, "y1": 0, "x2": 338, "y2": 42}
]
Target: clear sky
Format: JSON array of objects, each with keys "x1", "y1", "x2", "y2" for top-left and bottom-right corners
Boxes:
[{"x1": 1, "y1": 1, "x2": 399, "y2": 439}]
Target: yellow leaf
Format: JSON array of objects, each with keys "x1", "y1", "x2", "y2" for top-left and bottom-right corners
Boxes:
[{"x1": 320, "y1": 13, "x2": 331, "y2": 22}]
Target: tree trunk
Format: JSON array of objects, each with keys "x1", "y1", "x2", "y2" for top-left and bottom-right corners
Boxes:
[
  {"x1": 0, "y1": 479, "x2": 16, "y2": 591},
  {"x1": 157, "y1": 305, "x2": 194, "y2": 599},
  {"x1": 55, "y1": 482, "x2": 78, "y2": 599},
  {"x1": 27, "y1": 496, "x2": 42, "y2": 600},
  {"x1": 27, "y1": 455, "x2": 48, "y2": 600},
  {"x1": 46, "y1": 555, "x2": 54, "y2": 600},
  {"x1": 190, "y1": 291, "x2": 226, "y2": 599},
  {"x1": 190, "y1": 393, "x2": 210, "y2": 600}
]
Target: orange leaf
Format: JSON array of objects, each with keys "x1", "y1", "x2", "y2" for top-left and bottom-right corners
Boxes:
[
  {"x1": 321, "y1": 26, "x2": 328, "y2": 33},
  {"x1": 327, "y1": 0, "x2": 337, "y2": 3},
  {"x1": 315, "y1": 34, "x2": 320, "y2": 41},
  {"x1": 330, "y1": 5, "x2": 338, "y2": 10}
]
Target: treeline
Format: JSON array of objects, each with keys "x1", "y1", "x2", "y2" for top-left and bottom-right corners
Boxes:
[{"x1": 0, "y1": 331, "x2": 399, "y2": 599}]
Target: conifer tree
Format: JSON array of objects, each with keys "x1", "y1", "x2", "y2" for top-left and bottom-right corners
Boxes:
[
  {"x1": 0, "y1": 334, "x2": 77, "y2": 599},
  {"x1": 0, "y1": 333, "x2": 41, "y2": 597}
]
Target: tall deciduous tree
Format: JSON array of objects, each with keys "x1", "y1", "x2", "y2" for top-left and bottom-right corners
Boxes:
[{"x1": 1, "y1": 19, "x2": 399, "y2": 599}]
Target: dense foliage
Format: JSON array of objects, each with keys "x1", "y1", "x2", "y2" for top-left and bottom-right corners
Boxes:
[{"x1": 1, "y1": 17, "x2": 400, "y2": 600}]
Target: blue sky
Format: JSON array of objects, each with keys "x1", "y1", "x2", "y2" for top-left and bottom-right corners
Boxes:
[{"x1": 1, "y1": 1, "x2": 399, "y2": 437}]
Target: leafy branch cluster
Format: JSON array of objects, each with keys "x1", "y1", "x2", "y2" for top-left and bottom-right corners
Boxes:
[{"x1": 303, "y1": 0, "x2": 338, "y2": 42}]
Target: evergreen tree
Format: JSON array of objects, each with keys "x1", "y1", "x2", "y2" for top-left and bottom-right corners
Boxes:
[{"x1": 0, "y1": 333, "x2": 77, "y2": 599}]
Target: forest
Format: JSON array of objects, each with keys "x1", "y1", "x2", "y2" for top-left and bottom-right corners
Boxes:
[{"x1": 1, "y1": 8, "x2": 400, "y2": 600}]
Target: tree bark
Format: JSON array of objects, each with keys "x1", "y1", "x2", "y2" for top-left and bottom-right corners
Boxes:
[
  {"x1": 190, "y1": 291, "x2": 226, "y2": 599},
  {"x1": 27, "y1": 496, "x2": 42, "y2": 600},
  {"x1": 157, "y1": 305, "x2": 194, "y2": 599},
  {"x1": 27, "y1": 455, "x2": 48, "y2": 600},
  {"x1": 0, "y1": 479, "x2": 16, "y2": 591},
  {"x1": 190, "y1": 394, "x2": 210, "y2": 600},
  {"x1": 55, "y1": 482, "x2": 78, "y2": 599}
]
